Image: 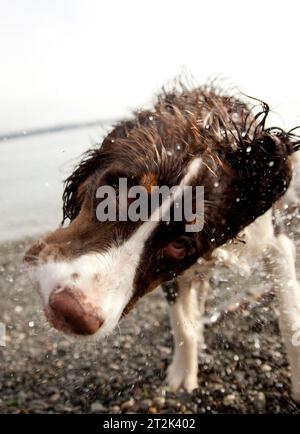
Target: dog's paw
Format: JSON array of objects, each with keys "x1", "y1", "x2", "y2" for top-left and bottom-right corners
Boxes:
[{"x1": 166, "y1": 361, "x2": 198, "y2": 392}]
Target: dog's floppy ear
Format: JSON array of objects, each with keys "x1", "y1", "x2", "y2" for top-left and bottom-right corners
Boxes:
[
  {"x1": 224, "y1": 128, "x2": 300, "y2": 227},
  {"x1": 227, "y1": 129, "x2": 299, "y2": 174},
  {"x1": 62, "y1": 119, "x2": 139, "y2": 224},
  {"x1": 62, "y1": 149, "x2": 105, "y2": 223}
]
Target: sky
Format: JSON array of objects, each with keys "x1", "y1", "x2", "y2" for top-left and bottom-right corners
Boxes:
[{"x1": 1, "y1": 0, "x2": 300, "y2": 133}]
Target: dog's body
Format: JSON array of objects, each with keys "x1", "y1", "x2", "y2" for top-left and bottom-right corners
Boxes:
[
  {"x1": 24, "y1": 84, "x2": 300, "y2": 402},
  {"x1": 163, "y1": 160, "x2": 300, "y2": 401}
]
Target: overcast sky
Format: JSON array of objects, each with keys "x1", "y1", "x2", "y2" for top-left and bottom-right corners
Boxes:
[{"x1": 1, "y1": 0, "x2": 300, "y2": 133}]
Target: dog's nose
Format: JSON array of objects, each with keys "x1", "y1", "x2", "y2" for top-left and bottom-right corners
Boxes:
[{"x1": 48, "y1": 287, "x2": 103, "y2": 335}]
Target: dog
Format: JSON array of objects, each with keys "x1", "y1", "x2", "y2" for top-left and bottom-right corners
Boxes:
[{"x1": 24, "y1": 83, "x2": 300, "y2": 402}]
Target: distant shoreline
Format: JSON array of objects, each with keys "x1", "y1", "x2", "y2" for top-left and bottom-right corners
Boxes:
[{"x1": 0, "y1": 118, "x2": 117, "y2": 141}]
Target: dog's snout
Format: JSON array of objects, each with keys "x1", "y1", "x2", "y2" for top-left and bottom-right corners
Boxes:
[{"x1": 48, "y1": 287, "x2": 103, "y2": 335}]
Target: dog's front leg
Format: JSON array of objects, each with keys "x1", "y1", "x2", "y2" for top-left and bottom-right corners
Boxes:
[
  {"x1": 265, "y1": 234, "x2": 300, "y2": 403},
  {"x1": 162, "y1": 276, "x2": 209, "y2": 392}
]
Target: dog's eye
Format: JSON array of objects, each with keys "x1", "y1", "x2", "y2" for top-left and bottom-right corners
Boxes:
[{"x1": 163, "y1": 237, "x2": 189, "y2": 260}]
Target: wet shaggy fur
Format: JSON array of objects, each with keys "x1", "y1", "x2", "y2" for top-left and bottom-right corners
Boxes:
[{"x1": 62, "y1": 84, "x2": 300, "y2": 256}]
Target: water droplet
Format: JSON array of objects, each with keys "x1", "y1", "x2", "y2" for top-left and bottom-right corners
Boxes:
[
  {"x1": 210, "y1": 312, "x2": 220, "y2": 323},
  {"x1": 254, "y1": 339, "x2": 260, "y2": 349}
]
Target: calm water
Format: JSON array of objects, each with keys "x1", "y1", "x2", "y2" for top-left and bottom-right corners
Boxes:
[{"x1": 0, "y1": 126, "x2": 109, "y2": 241}]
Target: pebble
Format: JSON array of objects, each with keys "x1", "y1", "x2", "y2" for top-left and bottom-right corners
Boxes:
[
  {"x1": 148, "y1": 406, "x2": 158, "y2": 414},
  {"x1": 211, "y1": 382, "x2": 224, "y2": 391},
  {"x1": 90, "y1": 402, "x2": 107, "y2": 413},
  {"x1": 261, "y1": 364, "x2": 272, "y2": 372},
  {"x1": 166, "y1": 398, "x2": 181, "y2": 409},
  {"x1": 250, "y1": 391, "x2": 266, "y2": 412},
  {"x1": 138, "y1": 399, "x2": 153, "y2": 411},
  {"x1": 49, "y1": 393, "x2": 60, "y2": 403},
  {"x1": 153, "y1": 396, "x2": 165, "y2": 409},
  {"x1": 223, "y1": 394, "x2": 236, "y2": 406},
  {"x1": 121, "y1": 398, "x2": 135, "y2": 410},
  {"x1": 111, "y1": 405, "x2": 121, "y2": 413}
]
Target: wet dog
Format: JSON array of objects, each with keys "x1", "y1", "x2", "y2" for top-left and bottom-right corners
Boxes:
[{"x1": 24, "y1": 83, "x2": 300, "y2": 401}]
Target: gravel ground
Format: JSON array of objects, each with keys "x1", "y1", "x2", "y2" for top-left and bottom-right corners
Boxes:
[{"x1": 1, "y1": 236, "x2": 300, "y2": 414}]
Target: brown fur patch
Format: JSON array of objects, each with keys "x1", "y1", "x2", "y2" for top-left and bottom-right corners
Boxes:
[{"x1": 140, "y1": 172, "x2": 158, "y2": 193}]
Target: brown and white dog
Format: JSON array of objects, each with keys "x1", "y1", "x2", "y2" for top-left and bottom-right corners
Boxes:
[{"x1": 24, "y1": 84, "x2": 300, "y2": 401}]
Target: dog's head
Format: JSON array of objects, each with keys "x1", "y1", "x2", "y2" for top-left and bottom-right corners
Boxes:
[{"x1": 24, "y1": 87, "x2": 298, "y2": 339}]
